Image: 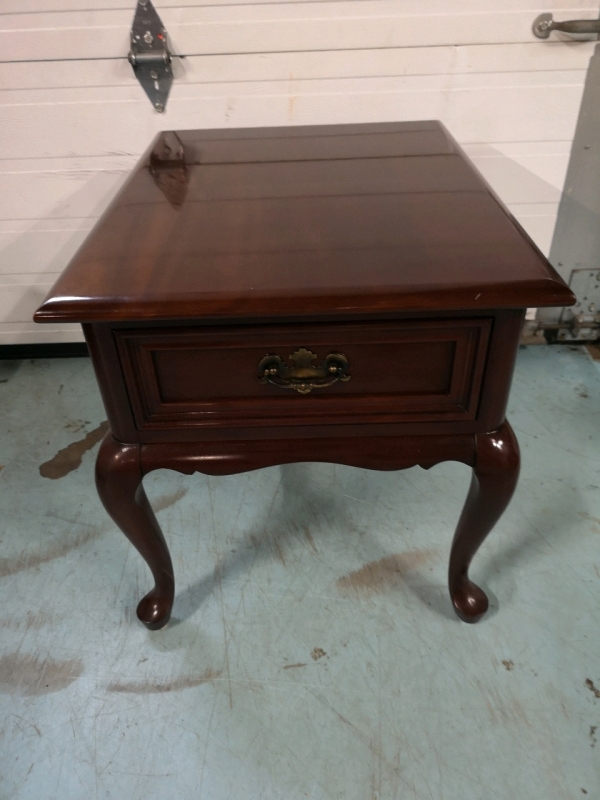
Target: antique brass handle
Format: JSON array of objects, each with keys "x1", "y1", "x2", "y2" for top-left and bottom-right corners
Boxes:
[{"x1": 258, "y1": 348, "x2": 350, "y2": 394}]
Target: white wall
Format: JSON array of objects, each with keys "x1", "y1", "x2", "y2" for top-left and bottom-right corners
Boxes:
[{"x1": 1, "y1": 0, "x2": 597, "y2": 343}]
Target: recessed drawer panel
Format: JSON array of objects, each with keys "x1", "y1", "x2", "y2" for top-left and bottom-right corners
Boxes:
[{"x1": 115, "y1": 319, "x2": 491, "y2": 431}]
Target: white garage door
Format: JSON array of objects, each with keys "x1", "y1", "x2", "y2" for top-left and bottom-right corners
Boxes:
[{"x1": 1, "y1": 0, "x2": 597, "y2": 344}]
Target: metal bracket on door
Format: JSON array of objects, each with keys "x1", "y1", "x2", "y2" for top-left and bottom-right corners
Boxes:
[
  {"x1": 524, "y1": 270, "x2": 600, "y2": 342},
  {"x1": 128, "y1": 0, "x2": 173, "y2": 112},
  {"x1": 533, "y1": 13, "x2": 600, "y2": 39}
]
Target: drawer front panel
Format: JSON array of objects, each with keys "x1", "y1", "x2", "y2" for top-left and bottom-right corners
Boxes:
[{"x1": 115, "y1": 319, "x2": 491, "y2": 431}]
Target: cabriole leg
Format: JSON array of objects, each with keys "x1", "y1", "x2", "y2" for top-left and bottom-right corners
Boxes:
[
  {"x1": 449, "y1": 420, "x2": 520, "y2": 623},
  {"x1": 95, "y1": 433, "x2": 174, "y2": 629}
]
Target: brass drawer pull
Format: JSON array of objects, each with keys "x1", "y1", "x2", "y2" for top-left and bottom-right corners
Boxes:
[{"x1": 258, "y1": 348, "x2": 350, "y2": 394}]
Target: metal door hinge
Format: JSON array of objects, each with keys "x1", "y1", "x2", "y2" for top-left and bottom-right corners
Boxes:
[
  {"x1": 128, "y1": 0, "x2": 173, "y2": 112},
  {"x1": 524, "y1": 318, "x2": 600, "y2": 344},
  {"x1": 554, "y1": 269, "x2": 600, "y2": 341},
  {"x1": 149, "y1": 131, "x2": 188, "y2": 207}
]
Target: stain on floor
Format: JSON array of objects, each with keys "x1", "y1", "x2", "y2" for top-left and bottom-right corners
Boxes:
[
  {"x1": 0, "y1": 653, "x2": 83, "y2": 696},
  {"x1": 0, "y1": 611, "x2": 53, "y2": 631},
  {"x1": 304, "y1": 528, "x2": 318, "y2": 553},
  {"x1": 0, "y1": 525, "x2": 104, "y2": 578},
  {"x1": 336, "y1": 549, "x2": 438, "y2": 595},
  {"x1": 1, "y1": 347, "x2": 599, "y2": 799},
  {"x1": 152, "y1": 487, "x2": 187, "y2": 513},
  {"x1": 273, "y1": 541, "x2": 286, "y2": 565},
  {"x1": 39, "y1": 420, "x2": 109, "y2": 479},
  {"x1": 578, "y1": 511, "x2": 600, "y2": 530},
  {"x1": 585, "y1": 678, "x2": 600, "y2": 699},
  {"x1": 107, "y1": 667, "x2": 220, "y2": 694}
]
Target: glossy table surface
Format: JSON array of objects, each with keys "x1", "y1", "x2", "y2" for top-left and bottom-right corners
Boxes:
[
  {"x1": 34, "y1": 121, "x2": 574, "y2": 324},
  {"x1": 33, "y1": 122, "x2": 575, "y2": 630}
]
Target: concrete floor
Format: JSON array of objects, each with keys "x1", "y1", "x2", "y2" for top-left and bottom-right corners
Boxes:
[{"x1": 0, "y1": 345, "x2": 598, "y2": 800}]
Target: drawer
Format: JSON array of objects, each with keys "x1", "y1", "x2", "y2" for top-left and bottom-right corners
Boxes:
[{"x1": 115, "y1": 319, "x2": 491, "y2": 431}]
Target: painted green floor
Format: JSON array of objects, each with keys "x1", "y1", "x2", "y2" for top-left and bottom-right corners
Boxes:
[{"x1": 0, "y1": 345, "x2": 598, "y2": 800}]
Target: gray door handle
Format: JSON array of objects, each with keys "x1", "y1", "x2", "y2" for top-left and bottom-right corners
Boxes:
[{"x1": 533, "y1": 12, "x2": 600, "y2": 39}]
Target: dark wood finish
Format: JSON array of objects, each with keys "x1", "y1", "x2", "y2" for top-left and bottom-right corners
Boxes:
[
  {"x1": 115, "y1": 318, "x2": 490, "y2": 431},
  {"x1": 34, "y1": 121, "x2": 575, "y2": 628},
  {"x1": 448, "y1": 420, "x2": 520, "y2": 623},
  {"x1": 139, "y1": 433, "x2": 476, "y2": 476},
  {"x1": 83, "y1": 308, "x2": 524, "y2": 445},
  {"x1": 83, "y1": 323, "x2": 140, "y2": 444},
  {"x1": 95, "y1": 433, "x2": 174, "y2": 629},
  {"x1": 469, "y1": 308, "x2": 525, "y2": 434},
  {"x1": 34, "y1": 122, "x2": 574, "y2": 325},
  {"x1": 137, "y1": 433, "x2": 476, "y2": 627}
]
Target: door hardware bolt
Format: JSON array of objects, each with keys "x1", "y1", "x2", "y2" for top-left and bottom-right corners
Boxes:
[{"x1": 128, "y1": 0, "x2": 173, "y2": 111}]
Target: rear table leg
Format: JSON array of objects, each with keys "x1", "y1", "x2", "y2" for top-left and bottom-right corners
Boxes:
[
  {"x1": 449, "y1": 420, "x2": 520, "y2": 623},
  {"x1": 96, "y1": 433, "x2": 174, "y2": 629}
]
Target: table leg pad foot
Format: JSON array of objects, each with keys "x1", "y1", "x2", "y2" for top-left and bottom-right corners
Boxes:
[
  {"x1": 448, "y1": 420, "x2": 520, "y2": 623},
  {"x1": 451, "y1": 579, "x2": 489, "y2": 623},
  {"x1": 137, "y1": 591, "x2": 173, "y2": 630},
  {"x1": 96, "y1": 433, "x2": 175, "y2": 631}
]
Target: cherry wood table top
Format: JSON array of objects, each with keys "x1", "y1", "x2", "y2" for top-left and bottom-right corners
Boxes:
[
  {"x1": 34, "y1": 120, "x2": 574, "y2": 324},
  {"x1": 32, "y1": 121, "x2": 576, "y2": 629}
]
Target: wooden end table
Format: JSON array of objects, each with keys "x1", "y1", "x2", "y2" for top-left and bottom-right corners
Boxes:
[{"x1": 35, "y1": 121, "x2": 574, "y2": 629}]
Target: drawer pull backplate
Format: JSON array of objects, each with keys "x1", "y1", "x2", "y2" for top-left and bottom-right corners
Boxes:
[{"x1": 258, "y1": 348, "x2": 350, "y2": 394}]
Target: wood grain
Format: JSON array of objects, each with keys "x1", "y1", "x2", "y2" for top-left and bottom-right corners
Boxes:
[
  {"x1": 4, "y1": 1, "x2": 590, "y2": 343},
  {"x1": 114, "y1": 318, "x2": 490, "y2": 431},
  {"x1": 34, "y1": 122, "x2": 575, "y2": 324},
  {"x1": 35, "y1": 122, "x2": 573, "y2": 625}
]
